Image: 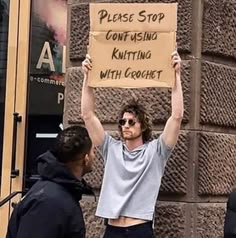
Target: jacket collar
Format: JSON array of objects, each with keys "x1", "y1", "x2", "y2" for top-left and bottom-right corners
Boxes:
[{"x1": 37, "y1": 151, "x2": 94, "y2": 201}]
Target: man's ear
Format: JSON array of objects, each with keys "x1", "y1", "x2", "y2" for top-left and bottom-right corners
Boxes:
[{"x1": 84, "y1": 154, "x2": 89, "y2": 166}]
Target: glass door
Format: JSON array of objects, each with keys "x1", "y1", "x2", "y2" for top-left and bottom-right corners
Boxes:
[
  {"x1": 0, "y1": 0, "x2": 31, "y2": 236},
  {"x1": 0, "y1": 0, "x2": 66, "y2": 235}
]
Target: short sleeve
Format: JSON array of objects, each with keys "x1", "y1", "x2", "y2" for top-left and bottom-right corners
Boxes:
[
  {"x1": 150, "y1": 134, "x2": 174, "y2": 165},
  {"x1": 98, "y1": 132, "x2": 117, "y2": 162}
]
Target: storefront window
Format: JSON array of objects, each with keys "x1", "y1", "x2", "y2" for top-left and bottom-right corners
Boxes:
[{"x1": 25, "y1": 0, "x2": 66, "y2": 189}]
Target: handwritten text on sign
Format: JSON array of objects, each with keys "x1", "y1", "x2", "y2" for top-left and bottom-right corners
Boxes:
[{"x1": 88, "y1": 3, "x2": 177, "y2": 88}]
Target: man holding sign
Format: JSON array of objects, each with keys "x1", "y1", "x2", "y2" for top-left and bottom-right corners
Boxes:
[{"x1": 81, "y1": 49, "x2": 183, "y2": 237}]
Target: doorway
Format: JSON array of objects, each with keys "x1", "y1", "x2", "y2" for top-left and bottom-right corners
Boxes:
[{"x1": 0, "y1": 0, "x2": 66, "y2": 236}]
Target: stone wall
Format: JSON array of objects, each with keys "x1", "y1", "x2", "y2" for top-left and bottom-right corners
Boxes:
[{"x1": 65, "y1": 0, "x2": 236, "y2": 237}]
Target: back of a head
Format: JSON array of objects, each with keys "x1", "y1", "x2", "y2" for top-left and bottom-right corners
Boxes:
[{"x1": 52, "y1": 125, "x2": 92, "y2": 163}]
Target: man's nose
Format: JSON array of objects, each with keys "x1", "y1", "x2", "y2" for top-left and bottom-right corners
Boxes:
[{"x1": 124, "y1": 121, "x2": 130, "y2": 127}]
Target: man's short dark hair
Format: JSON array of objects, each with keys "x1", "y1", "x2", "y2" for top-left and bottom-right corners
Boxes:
[
  {"x1": 52, "y1": 125, "x2": 92, "y2": 163},
  {"x1": 118, "y1": 100, "x2": 152, "y2": 143}
]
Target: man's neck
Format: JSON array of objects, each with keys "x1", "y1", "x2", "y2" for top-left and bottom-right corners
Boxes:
[
  {"x1": 66, "y1": 162, "x2": 84, "y2": 179},
  {"x1": 125, "y1": 137, "x2": 143, "y2": 151}
]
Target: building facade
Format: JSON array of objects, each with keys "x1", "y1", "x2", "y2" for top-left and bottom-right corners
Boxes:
[
  {"x1": 64, "y1": 0, "x2": 236, "y2": 237},
  {"x1": 0, "y1": 0, "x2": 235, "y2": 237}
]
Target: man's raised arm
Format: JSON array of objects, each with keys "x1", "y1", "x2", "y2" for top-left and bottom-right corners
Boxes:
[
  {"x1": 162, "y1": 51, "x2": 184, "y2": 148},
  {"x1": 81, "y1": 54, "x2": 105, "y2": 146}
]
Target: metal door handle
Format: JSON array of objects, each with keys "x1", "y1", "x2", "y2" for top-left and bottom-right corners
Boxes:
[{"x1": 11, "y1": 112, "x2": 22, "y2": 178}]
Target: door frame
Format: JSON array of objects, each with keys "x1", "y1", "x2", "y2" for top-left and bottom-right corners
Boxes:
[{"x1": 0, "y1": 0, "x2": 31, "y2": 235}]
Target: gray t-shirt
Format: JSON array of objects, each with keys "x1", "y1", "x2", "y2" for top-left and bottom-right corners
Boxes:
[{"x1": 95, "y1": 132, "x2": 173, "y2": 221}]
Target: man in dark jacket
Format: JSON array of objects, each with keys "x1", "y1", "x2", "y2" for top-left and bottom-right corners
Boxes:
[
  {"x1": 6, "y1": 125, "x2": 95, "y2": 238},
  {"x1": 224, "y1": 190, "x2": 236, "y2": 237}
]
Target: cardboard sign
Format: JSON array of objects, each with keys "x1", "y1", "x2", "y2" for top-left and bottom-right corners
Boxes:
[{"x1": 88, "y1": 3, "x2": 177, "y2": 88}]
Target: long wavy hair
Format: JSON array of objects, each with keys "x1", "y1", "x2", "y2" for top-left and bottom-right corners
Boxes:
[{"x1": 118, "y1": 100, "x2": 152, "y2": 143}]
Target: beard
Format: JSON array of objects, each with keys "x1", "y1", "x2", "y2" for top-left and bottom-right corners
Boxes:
[{"x1": 122, "y1": 131, "x2": 142, "y2": 141}]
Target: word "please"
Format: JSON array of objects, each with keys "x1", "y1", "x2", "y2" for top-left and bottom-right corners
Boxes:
[{"x1": 98, "y1": 9, "x2": 165, "y2": 24}]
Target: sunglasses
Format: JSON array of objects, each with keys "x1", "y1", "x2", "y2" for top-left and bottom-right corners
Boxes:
[{"x1": 118, "y1": 118, "x2": 137, "y2": 126}]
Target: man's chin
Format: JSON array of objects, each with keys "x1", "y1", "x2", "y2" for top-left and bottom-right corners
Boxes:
[
  {"x1": 122, "y1": 134, "x2": 131, "y2": 139},
  {"x1": 123, "y1": 136, "x2": 134, "y2": 141},
  {"x1": 123, "y1": 134, "x2": 142, "y2": 141}
]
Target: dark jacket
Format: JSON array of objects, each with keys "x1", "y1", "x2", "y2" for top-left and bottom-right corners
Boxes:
[
  {"x1": 6, "y1": 151, "x2": 94, "y2": 238},
  {"x1": 224, "y1": 190, "x2": 236, "y2": 238}
]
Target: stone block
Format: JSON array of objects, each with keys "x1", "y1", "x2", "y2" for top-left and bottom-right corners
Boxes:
[
  {"x1": 80, "y1": 197, "x2": 105, "y2": 238},
  {"x1": 154, "y1": 202, "x2": 186, "y2": 237},
  {"x1": 200, "y1": 61, "x2": 236, "y2": 128},
  {"x1": 63, "y1": 67, "x2": 83, "y2": 126},
  {"x1": 196, "y1": 203, "x2": 226, "y2": 238},
  {"x1": 198, "y1": 132, "x2": 236, "y2": 195},
  {"x1": 159, "y1": 132, "x2": 189, "y2": 195},
  {"x1": 69, "y1": 3, "x2": 90, "y2": 61},
  {"x1": 84, "y1": 147, "x2": 104, "y2": 189},
  {"x1": 202, "y1": 0, "x2": 236, "y2": 58}
]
